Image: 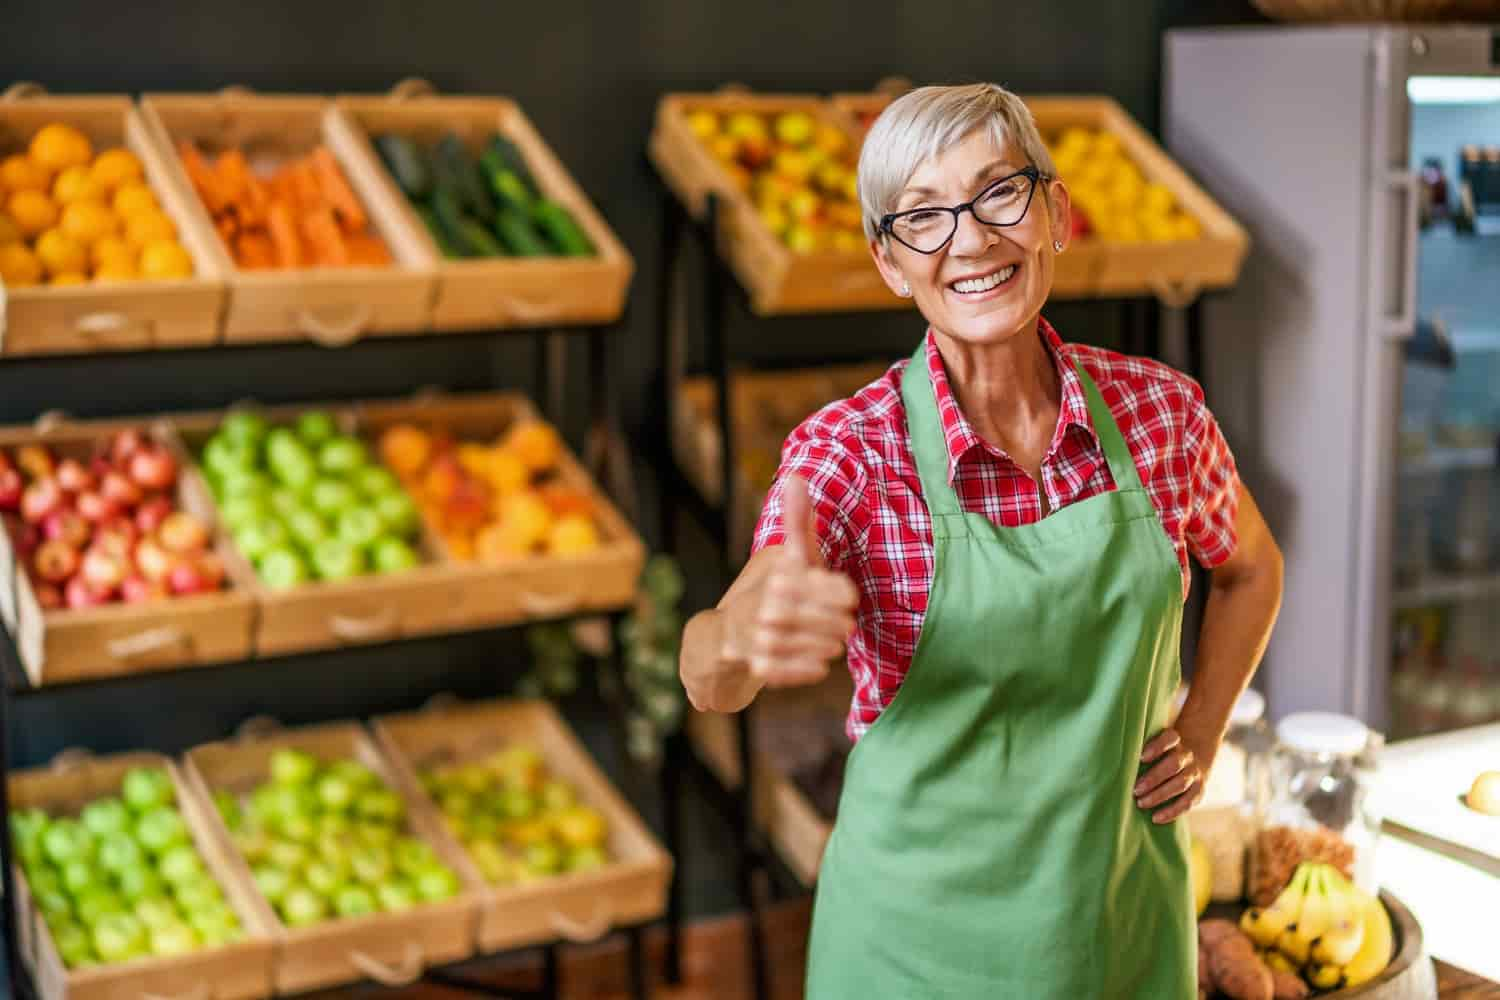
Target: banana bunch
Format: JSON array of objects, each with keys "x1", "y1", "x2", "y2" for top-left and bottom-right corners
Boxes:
[{"x1": 1239, "y1": 861, "x2": 1394, "y2": 991}]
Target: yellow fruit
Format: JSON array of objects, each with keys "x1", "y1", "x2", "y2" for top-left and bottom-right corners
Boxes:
[
  {"x1": 29, "y1": 124, "x2": 93, "y2": 173},
  {"x1": 1189, "y1": 836, "x2": 1213, "y2": 916},
  {"x1": 771, "y1": 149, "x2": 813, "y2": 184},
  {"x1": 33, "y1": 228, "x2": 87, "y2": 277},
  {"x1": 59, "y1": 199, "x2": 119, "y2": 246},
  {"x1": 686, "y1": 110, "x2": 719, "y2": 140},
  {"x1": 784, "y1": 223, "x2": 822, "y2": 254},
  {"x1": 813, "y1": 124, "x2": 850, "y2": 157},
  {"x1": 91, "y1": 234, "x2": 135, "y2": 270},
  {"x1": 0, "y1": 211, "x2": 20, "y2": 245},
  {"x1": 93, "y1": 259, "x2": 139, "y2": 282},
  {"x1": 138, "y1": 239, "x2": 193, "y2": 279},
  {"x1": 0, "y1": 154, "x2": 52, "y2": 194},
  {"x1": 112, "y1": 181, "x2": 158, "y2": 218},
  {"x1": 0, "y1": 243, "x2": 42, "y2": 286},
  {"x1": 88, "y1": 148, "x2": 143, "y2": 192},
  {"x1": 758, "y1": 203, "x2": 790, "y2": 238},
  {"x1": 478, "y1": 493, "x2": 553, "y2": 559},
  {"x1": 773, "y1": 112, "x2": 816, "y2": 146},
  {"x1": 551, "y1": 806, "x2": 608, "y2": 849},
  {"x1": 124, "y1": 209, "x2": 176, "y2": 248},
  {"x1": 830, "y1": 229, "x2": 865, "y2": 253},
  {"x1": 725, "y1": 112, "x2": 768, "y2": 142},
  {"x1": 52, "y1": 164, "x2": 104, "y2": 205},
  {"x1": 7, "y1": 189, "x2": 58, "y2": 238},
  {"x1": 502, "y1": 421, "x2": 562, "y2": 473},
  {"x1": 481, "y1": 449, "x2": 529, "y2": 498},
  {"x1": 1172, "y1": 214, "x2": 1202, "y2": 240},
  {"x1": 707, "y1": 134, "x2": 738, "y2": 164},
  {"x1": 48, "y1": 271, "x2": 87, "y2": 286},
  {"x1": 547, "y1": 514, "x2": 600, "y2": 556}
]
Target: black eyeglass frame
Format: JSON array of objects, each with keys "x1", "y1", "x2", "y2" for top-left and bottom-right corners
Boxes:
[{"x1": 878, "y1": 166, "x2": 1045, "y2": 255}]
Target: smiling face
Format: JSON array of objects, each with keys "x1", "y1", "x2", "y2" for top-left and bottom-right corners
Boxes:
[{"x1": 872, "y1": 127, "x2": 1070, "y2": 348}]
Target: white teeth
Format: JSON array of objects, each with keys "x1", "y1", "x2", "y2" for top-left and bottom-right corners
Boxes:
[{"x1": 953, "y1": 265, "x2": 1016, "y2": 294}]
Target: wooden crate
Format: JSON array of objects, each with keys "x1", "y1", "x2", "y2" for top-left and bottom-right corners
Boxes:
[
  {"x1": 9, "y1": 750, "x2": 276, "y2": 1000},
  {"x1": 831, "y1": 90, "x2": 1249, "y2": 304},
  {"x1": 138, "y1": 91, "x2": 435, "y2": 344},
  {"x1": 0, "y1": 416, "x2": 256, "y2": 687},
  {"x1": 0, "y1": 88, "x2": 225, "y2": 357},
  {"x1": 649, "y1": 92, "x2": 903, "y2": 316},
  {"x1": 182, "y1": 720, "x2": 478, "y2": 993},
  {"x1": 353, "y1": 391, "x2": 644, "y2": 626},
  {"x1": 371, "y1": 698, "x2": 672, "y2": 953},
  {"x1": 334, "y1": 86, "x2": 633, "y2": 331}
]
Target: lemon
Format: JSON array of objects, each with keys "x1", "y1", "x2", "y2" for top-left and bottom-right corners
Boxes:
[
  {"x1": 49, "y1": 271, "x2": 88, "y2": 286},
  {"x1": 0, "y1": 210, "x2": 20, "y2": 246},
  {"x1": 93, "y1": 259, "x2": 139, "y2": 282},
  {"x1": 1172, "y1": 214, "x2": 1202, "y2": 240},
  {"x1": 0, "y1": 243, "x2": 42, "y2": 286},
  {"x1": 7, "y1": 189, "x2": 58, "y2": 238},
  {"x1": 112, "y1": 181, "x2": 158, "y2": 219},
  {"x1": 29, "y1": 123, "x2": 93, "y2": 173},
  {"x1": 59, "y1": 199, "x2": 119, "y2": 246},
  {"x1": 138, "y1": 238, "x2": 192, "y2": 279},
  {"x1": 91, "y1": 234, "x2": 136, "y2": 271},
  {"x1": 0, "y1": 154, "x2": 51, "y2": 194},
  {"x1": 34, "y1": 228, "x2": 87, "y2": 277},
  {"x1": 52, "y1": 164, "x2": 104, "y2": 205},
  {"x1": 89, "y1": 148, "x2": 143, "y2": 192},
  {"x1": 124, "y1": 209, "x2": 176, "y2": 249}
]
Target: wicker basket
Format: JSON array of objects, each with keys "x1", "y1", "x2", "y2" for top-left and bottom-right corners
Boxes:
[{"x1": 1252, "y1": 0, "x2": 1498, "y2": 20}]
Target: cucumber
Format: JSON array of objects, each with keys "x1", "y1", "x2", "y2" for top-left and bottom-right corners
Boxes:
[
  {"x1": 436, "y1": 133, "x2": 496, "y2": 220},
  {"x1": 479, "y1": 150, "x2": 535, "y2": 217},
  {"x1": 416, "y1": 205, "x2": 463, "y2": 259},
  {"x1": 533, "y1": 199, "x2": 594, "y2": 256},
  {"x1": 485, "y1": 134, "x2": 540, "y2": 199},
  {"x1": 494, "y1": 207, "x2": 551, "y2": 257},
  {"x1": 374, "y1": 134, "x2": 430, "y2": 200},
  {"x1": 458, "y1": 217, "x2": 508, "y2": 257},
  {"x1": 430, "y1": 189, "x2": 482, "y2": 257}
]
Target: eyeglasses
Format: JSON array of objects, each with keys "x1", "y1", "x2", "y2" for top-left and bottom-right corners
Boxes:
[{"x1": 879, "y1": 166, "x2": 1043, "y2": 255}]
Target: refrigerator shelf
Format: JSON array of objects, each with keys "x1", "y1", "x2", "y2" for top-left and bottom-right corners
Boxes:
[{"x1": 1394, "y1": 572, "x2": 1500, "y2": 610}]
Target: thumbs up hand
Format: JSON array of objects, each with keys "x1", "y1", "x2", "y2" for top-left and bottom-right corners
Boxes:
[{"x1": 721, "y1": 475, "x2": 860, "y2": 688}]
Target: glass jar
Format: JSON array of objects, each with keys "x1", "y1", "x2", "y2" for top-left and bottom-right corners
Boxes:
[{"x1": 1265, "y1": 713, "x2": 1383, "y2": 895}]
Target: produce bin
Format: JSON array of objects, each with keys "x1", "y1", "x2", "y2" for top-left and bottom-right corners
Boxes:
[
  {"x1": 0, "y1": 87, "x2": 225, "y2": 357},
  {"x1": 649, "y1": 91, "x2": 902, "y2": 315},
  {"x1": 9, "y1": 750, "x2": 276, "y2": 1000},
  {"x1": 182, "y1": 720, "x2": 478, "y2": 993},
  {"x1": 335, "y1": 83, "x2": 633, "y2": 331},
  {"x1": 372, "y1": 698, "x2": 672, "y2": 953},
  {"x1": 139, "y1": 91, "x2": 434, "y2": 344},
  {"x1": 0, "y1": 416, "x2": 256, "y2": 687}
]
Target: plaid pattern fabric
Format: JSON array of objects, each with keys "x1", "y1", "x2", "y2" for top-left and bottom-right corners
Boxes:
[{"x1": 752, "y1": 319, "x2": 1240, "y2": 741}]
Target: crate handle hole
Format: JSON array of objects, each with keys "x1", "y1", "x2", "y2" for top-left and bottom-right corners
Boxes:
[
  {"x1": 107, "y1": 625, "x2": 190, "y2": 661},
  {"x1": 549, "y1": 897, "x2": 613, "y2": 942},
  {"x1": 1150, "y1": 278, "x2": 1201, "y2": 310},
  {"x1": 2, "y1": 82, "x2": 46, "y2": 100},
  {"x1": 142, "y1": 985, "x2": 209, "y2": 1000},
  {"x1": 349, "y1": 942, "x2": 424, "y2": 986},
  {"x1": 388, "y1": 78, "x2": 437, "y2": 101},
  {"x1": 330, "y1": 606, "x2": 399, "y2": 642},
  {"x1": 74, "y1": 311, "x2": 134, "y2": 336},
  {"x1": 234, "y1": 715, "x2": 284, "y2": 743},
  {"x1": 518, "y1": 590, "x2": 581, "y2": 618},
  {"x1": 495, "y1": 295, "x2": 555, "y2": 324},
  {"x1": 48, "y1": 747, "x2": 96, "y2": 773},
  {"x1": 298, "y1": 304, "x2": 372, "y2": 346}
]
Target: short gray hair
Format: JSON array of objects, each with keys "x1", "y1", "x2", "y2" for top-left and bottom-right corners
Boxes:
[{"x1": 858, "y1": 83, "x2": 1057, "y2": 242}]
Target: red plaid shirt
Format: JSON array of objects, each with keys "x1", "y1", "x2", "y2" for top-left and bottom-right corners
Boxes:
[{"x1": 752, "y1": 320, "x2": 1240, "y2": 742}]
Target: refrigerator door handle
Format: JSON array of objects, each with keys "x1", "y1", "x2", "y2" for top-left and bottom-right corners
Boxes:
[{"x1": 1383, "y1": 168, "x2": 1420, "y2": 341}]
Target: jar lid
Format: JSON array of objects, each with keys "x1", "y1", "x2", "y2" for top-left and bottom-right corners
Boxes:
[
  {"x1": 1170, "y1": 685, "x2": 1266, "y2": 725},
  {"x1": 1276, "y1": 712, "x2": 1370, "y2": 756}
]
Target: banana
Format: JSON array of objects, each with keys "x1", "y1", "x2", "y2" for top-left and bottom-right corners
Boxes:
[
  {"x1": 1279, "y1": 866, "x2": 1332, "y2": 967},
  {"x1": 1242, "y1": 864, "x2": 1312, "y2": 948},
  {"x1": 1310, "y1": 868, "x2": 1366, "y2": 967},
  {"x1": 1340, "y1": 891, "x2": 1395, "y2": 988},
  {"x1": 1304, "y1": 961, "x2": 1344, "y2": 990},
  {"x1": 1263, "y1": 949, "x2": 1298, "y2": 975}
]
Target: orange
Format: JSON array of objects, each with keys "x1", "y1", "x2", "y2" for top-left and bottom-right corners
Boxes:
[
  {"x1": 0, "y1": 243, "x2": 42, "y2": 286},
  {"x1": 33, "y1": 228, "x2": 86, "y2": 277},
  {"x1": 7, "y1": 189, "x2": 58, "y2": 238},
  {"x1": 138, "y1": 239, "x2": 192, "y2": 279},
  {"x1": 0, "y1": 154, "x2": 51, "y2": 194},
  {"x1": 28, "y1": 123, "x2": 92, "y2": 173},
  {"x1": 501, "y1": 422, "x2": 561, "y2": 474},
  {"x1": 88, "y1": 148, "x2": 142, "y2": 192},
  {"x1": 111, "y1": 181, "x2": 157, "y2": 218},
  {"x1": 547, "y1": 514, "x2": 600, "y2": 556},
  {"x1": 93, "y1": 259, "x2": 138, "y2": 282},
  {"x1": 482, "y1": 450, "x2": 529, "y2": 498},
  {"x1": 91, "y1": 234, "x2": 135, "y2": 271},
  {"x1": 124, "y1": 208, "x2": 175, "y2": 248},
  {"x1": 0, "y1": 210, "x2": 20, "y2": 246},
  {"x1": 59, "y1": 199, "x2": 119, "y2": 246},
  {"x1": 48, "y1": 271, "x2": 87, "y2": 286},
  {"x1": 52, "y1": 164, "x2": 104, "y2": 205}
]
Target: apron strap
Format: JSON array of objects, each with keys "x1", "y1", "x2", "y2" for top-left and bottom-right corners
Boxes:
[
  {"x1": 900, "y1": 341, "x2": 964, "y2": 518},
  {"x1": 1071, "y1": 360, "x2": 1147, "y2": 494}
]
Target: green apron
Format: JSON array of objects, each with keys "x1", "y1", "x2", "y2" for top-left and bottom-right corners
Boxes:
[{"x1": 804, "y1": 343, "x2": 1195, "y2": 999}]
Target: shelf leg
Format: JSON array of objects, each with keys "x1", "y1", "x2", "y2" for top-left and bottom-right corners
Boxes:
[
  {"x1": 0, "y1": 630, "x2": 32, "y2": 999},
  {"x1": 661, "y1": 729, "x2": 685, "y2": 985},
  {"x1": 628, "y1": 924, "x2": 649, "y2": 999}
]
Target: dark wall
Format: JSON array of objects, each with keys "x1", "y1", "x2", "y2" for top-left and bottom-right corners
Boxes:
[{"x1": 0, "y1": 0, "x2": 1263, "y2": 767}]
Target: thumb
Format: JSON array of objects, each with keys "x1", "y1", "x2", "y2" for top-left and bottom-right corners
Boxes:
[{"x1": 780, "y1": 474, "x2": 820, "y2": 567}]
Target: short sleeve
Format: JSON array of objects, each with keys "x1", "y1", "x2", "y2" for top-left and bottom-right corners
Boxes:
[
  {"x1": 751, "y1": 432, "x2": 868, "y2": 572},
  {"x1": 1183, "y1": 386, "x2": 1240, "y2": 569}
]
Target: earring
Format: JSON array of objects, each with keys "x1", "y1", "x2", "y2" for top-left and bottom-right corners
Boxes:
[
  {"x1": 1053, "y1": 240, "x2": 1064, "y2": 253},
  {"x1": 900, "y1": 281, "x2": 910, "y2": 297}
]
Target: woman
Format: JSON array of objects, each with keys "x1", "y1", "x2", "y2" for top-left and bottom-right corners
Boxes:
[{"x1": 680, "y1": 83, "x2": 1283, "y2": 998}]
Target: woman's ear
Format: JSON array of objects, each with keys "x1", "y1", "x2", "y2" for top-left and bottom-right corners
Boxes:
[
  {"x1": 869, "y1": 236, "x2": 908, "y2": 297},
  {"x1": 1046, "y1": 178, "x2": 1073, "y2": 252}
]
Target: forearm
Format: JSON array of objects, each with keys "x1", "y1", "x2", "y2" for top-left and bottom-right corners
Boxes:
[
  {"x1": 681, "y1": 606, "x2": 764, "y2": 713},
  {"x1": 1180, "y1": 551, "x2": 1284, "y2": 749}
]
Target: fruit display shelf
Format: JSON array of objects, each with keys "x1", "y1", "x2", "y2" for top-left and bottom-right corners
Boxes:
[
  {"x1": 182, "y1": 719, "x2": 478, "y2": 994},
  {"x1": 335, "y1": 81, "x2": 634, "y2": 332},
  {"x1": 0, "y1": 86, "x2": 225, "y2": 357},
  {"x1": 649, "y1": 91, "x2": 900, "y2": 316},
  {"x1": 0, "y1": 416, "x2": 255, "y2": 687},
  {"x1": 8, "y1": 751, "x2": 275, "y2": 1000},
  {"x1": 140, "y1": 90, "x2": 435, "y2": 346},
  {"x1": 371, "y1": 697, "x2": 672, "y2": 954},
  {"x1": 830, "y1": 89, "x2": 1249, "y2": 305}
]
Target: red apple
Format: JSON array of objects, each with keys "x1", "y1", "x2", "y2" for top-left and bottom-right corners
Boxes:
[
  {"x1": 75, "y1": 489, "x2": 121, "y2": 524},
  {"x1": 168, "y1": 560, "x2": 210, "y2": 596},
  {"x1": 128, "y1": 445, "x2": 177, "y2": 492},
  {"x1": 33, "y1": 540, "x2": 80, "y2": 583},
  {"x1": 194, "y1": 551, "x2": 226, "y2": 590},
  {"x1": 16, "y1": 444, "x2": 55, "y2": 482},
  {"x1": 101, "y1": 472, "x2": 144, "y2": 509},
  {"x1": 42, "y1": 509, "x2": 90, "y2": 550},
  {"x1": 55, "y1": 458, "x2": 94, "y2": 494},
  {"x1": 89, "y1": 454, "x2": 112, "y2": 480},
  {"x1": 109, "y1": 429, "x2": 146, "y2": 467},
  {"x1": 134, "y1": 537, "x2": 175, "y2": 583},
  {"x1": 0, "y1": 467, "x2": 21, "y2": 511},
  {"x1": 134, "y1": 495, "x2": 172, "y2": 535},
  {"x1": 120, "y1": 576, "x2": 166, "y2": 604},
  {"x1": 12, "y1": 523, "x2": 41, "y2": 561},
  {"x1": 92, "y1": 519, "x2": 137, "y2": 562},
  {"x1": 34, "y1": 581, "x2": 63, "y2": 610},
  {"x1": 64, "y1": 575, "x2": 107, "y2": 610},
  {"x1": 0, "y1": 449, "x2": 11, "y2": 474},
  {"x1": 20, "y1": 478, "x2": 64, "y2": 525},
  {"x1": 81, "y1": 547, "x2": 127, "y2": 596},
  {"x1": 158, "y1": 512, "x2": 207, "y2": 554}
]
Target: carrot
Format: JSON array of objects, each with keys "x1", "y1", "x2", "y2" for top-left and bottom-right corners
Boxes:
[
  {"x1": 215, "y1": 149, "x2": 251, "y2": 212},
  {"x1": 234, "y1": 232, "x2": 276, "y2": 269},
  {"x1": 216, "y1": 214, "x2": 239, "y2": 247},
  {"x1": 301, "y1": 205, "x2": 347, "y2": 267},
  {"x1": 266, "y1": 197, "x2": 303, "y2": 269},
  {"x1": 178, "y1": 141, "x2": 228, "y2": 216},
  {"x1": 311, "y1": 146, "x2": 367, "y2": 231},
  {"x1": 290, "y1": 161, "x2": 324, "y2": 216},
  {"x1": 242, "y1": 172, "x2": 270, "y2": 229},
  {"x1": 344, "y1": 233, "x2": 390, "y2": 268}
]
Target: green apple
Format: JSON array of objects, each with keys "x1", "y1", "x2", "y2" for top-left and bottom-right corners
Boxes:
[
  {"x1": 465, "y1": 813, "x2": 500, "y2": 841},
  {"x1": 267, "y1": 433, "x2": 317, "y2": 490},
  {"x1": 149, "y1": 921, "x2": 200, "y2": 957},
  {"x1": 317, "y1": 813, "x2": 353, "y2": 840},
  {"x1": 336, "y1": 507, "x2": 383, "y2": 550},
  {"x1": 157, "y1": 844, "x2": 207, "y2": 886},
  {"x1": 296, "y1": 410, "x2": 337, "y2": 448},
  {"x1": 203, "y1": 435, "x2": 257, "y2": 481},
  {"x1": 133, "y1": 895, "x2": 180, "y2": 931},
  {"x1": 278, "y1": 812, "x2": 319, "y2": 845},
  {"x1": 221, "y1": 411, "x2": 269, "y2": 451},
  {"x1": 497, "y1": 787, "x2": 537, "y2": 822},
  {"x1": 265, "y1": 428, "x2": 306, "y2": 467},
  {"x1": 393, "y1": 838, "x2": 437, "y2": 876},
  {"x1": 355, "y1": 788, "x2": 405, "y2": 826},
  {"x1": 80, "y1": 798, "x2": 131, "y2": 839},
  {"x1": 372, "y1": 537, "x2": 419, "y2": 574},
  {"x1": 234, "y1": 518, "x2": 289, "y2": 561},
  {"x1": 467, "y1": 839, "x2": 515, "y2": 884},
  {"x1": 35, "y1": 886, "x2": 75, "y2": 923},
  {"x1": 188, "y1": 901, "x2": 239, "y2": 943},
  {"x1": 352, "y1": 466, "x2": 400, "y2": 499},
  {"x1": 218, "y1": 468, "x2": 271, "y2": 504},
  {"x1": 303, "y1": 858, "x2": 345, "y2": 897},
  {"x1": 523, "y1": 842, "x2": 562, "y2": 876},
  {"x1": 11, "y1": 807, "x2": 51, "y2": 847},
  {"x1": 539, "y1": 779, "x2": 577, "y2": 813},
  {"x1": 309, "y1": 478, "x2": 359, "y2": 517},
  {"x1": 134, "y1": 807, "x2": 188, "y2": 856},
  {"x1": 373, "y1": 492, "x2": 420, "y2": 537},
  {"x1": 311, "y1": 538, "x2": 366, "y2": 580},
  {"x1": 413, "y1": 864, "x2": 460, "y2": 902},
  {"x1": 60, "y1": 859, "x2": 99, "y2": 897},
  {"x1": 43, "y1": 819, "x2": 95, "y2": 867},
  {"x1": 356, "y1": 822, "x2": 397, "y2": 847},
  {"x1": 279, "y1": 885, "x2": 327, "y2": 928},
  {"x1": 232, "y1": 826, "x2": 271, "y2": 864},
  {"x1": 268, "y1": 487, "x2": 303, "y2": 516},
  {"x1": 219, "y1": 494, "x2": 271, "y2": 532},
  {"x1": 334, "y1": 884, "x2": 378, "y2": 918},
  {"x1": 375, "y1": 880, "x2": 417, "y2": 912},
  {"x1": 267, "y1": 839, "x2": 310, "y2": 872},
  {"x1": 74, "y1": 888, "x2": 126, "y2": 927},
  {"x1": 17, "y1": 837, "x2": 47, "y2": 873},
  {"x1": 284, "y1": 505, "x2": 328, "y2": 548},
  {"x1": 26, "y1": 864, "x2": 63, "y2": 899},
  {"x1": 172, "y1": 874, "x2": 223, "y2": 913},
  {"x1": 115, "y1": 865, "x2": 165, "y2": 904},
  {"x1": 317, "y1": 436, "x2": 368, "y2": 475},
  {"x1": 254, "y1": 782, "x2": 313, "y2": 824},
  {"x1": 349, "y1": 846, "x2": 392, "y2": 885},
  {"x1": 328, "y1": 760, "x2": 379, "y2": 791},
  {"x1": 258, "y1": 546, "x2": 309, "y2": 590},
  {"x1": 567, "y1": 845, "x2": 608, "y2": 873},
  {"x1": 51, "y1": 919, "x2": 95, "y2": 968},
  {"x1": 316, "y1": 773, "x2": 356, "y2": 813},
  {"x1": 270, "y1": 748, "x2": 319, "y2": 787},
  {"x1": 92, "y1": 911, "x2": 147, "y2": 963},
  {"x1": 438, "y1": 789, "x2": 474, "y2": 820},
  {"x1": 122, "y1": 767, "x2": 175, "y2": 814},
  {"x1": 213, "y1": 790, "x2": 242, "y2": 832},
  {"x1": 251, "y1": 864, "x2": 291, "y2": 905}
]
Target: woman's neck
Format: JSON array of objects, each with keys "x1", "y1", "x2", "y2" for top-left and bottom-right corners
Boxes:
[{"x1": 932, "y1": 319, "x2": 1062, "y2": 477}]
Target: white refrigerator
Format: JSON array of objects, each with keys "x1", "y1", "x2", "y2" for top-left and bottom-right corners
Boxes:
[{"x1": 1166, "y1": 25, "x2": 1500, "y2": 737}]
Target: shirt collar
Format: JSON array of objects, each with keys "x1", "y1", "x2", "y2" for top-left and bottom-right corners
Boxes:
[{"x1": 925, "y1": 318, "x2": 1099, "y2": 485}]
